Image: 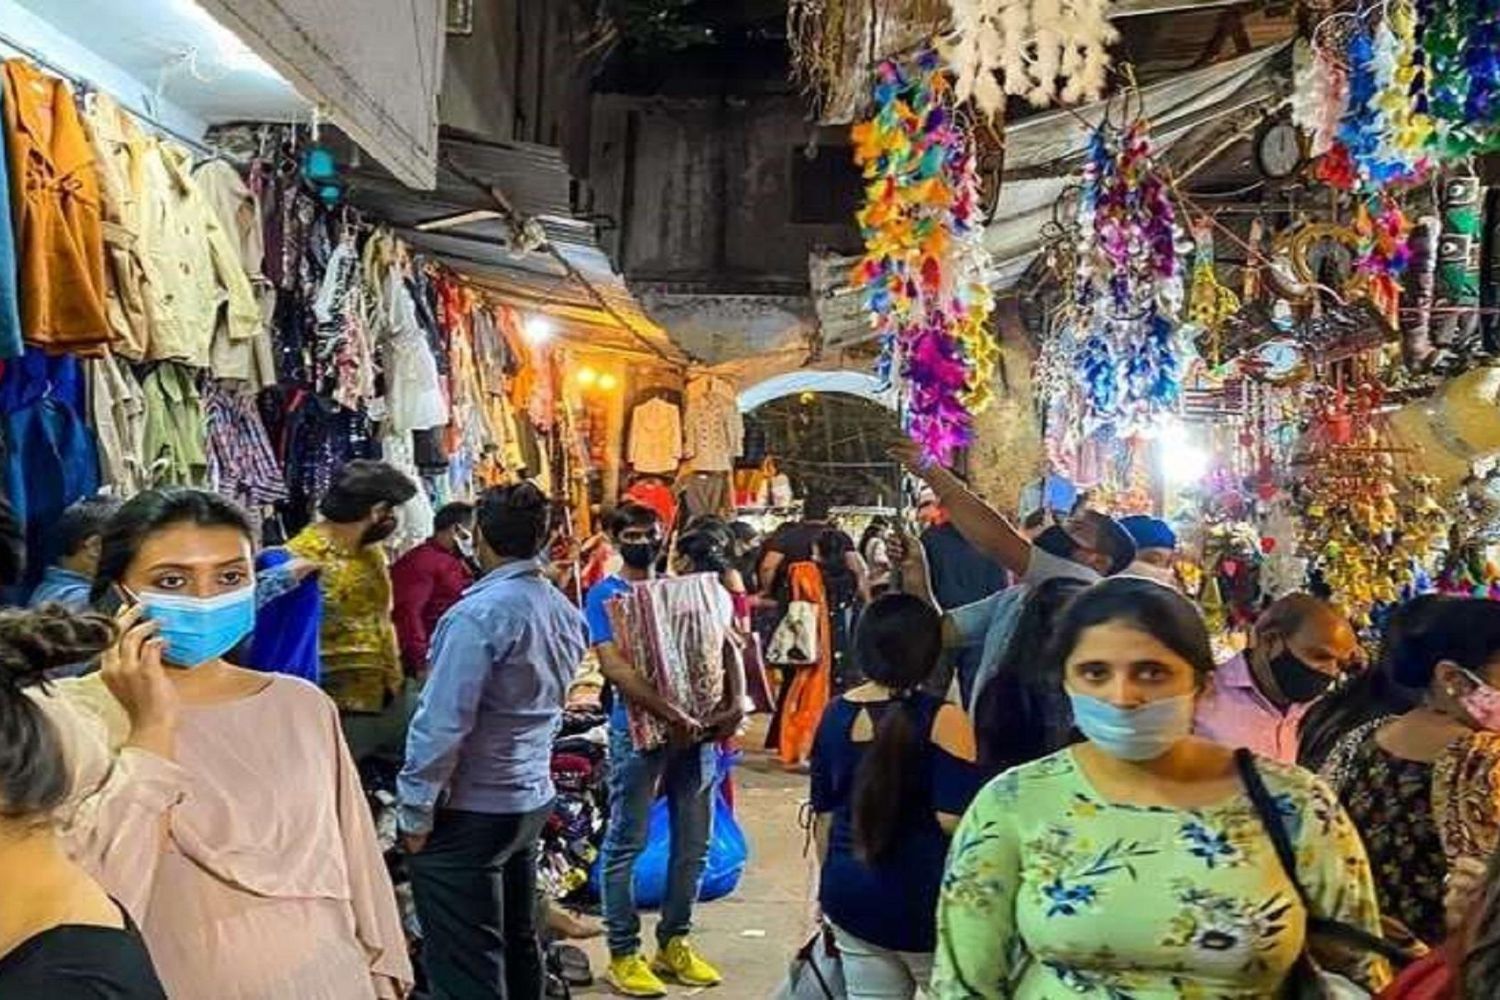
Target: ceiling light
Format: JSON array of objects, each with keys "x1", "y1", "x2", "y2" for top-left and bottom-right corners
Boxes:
[{"x1": 523, "y1": 315, "x2": 554, "y2": 345}]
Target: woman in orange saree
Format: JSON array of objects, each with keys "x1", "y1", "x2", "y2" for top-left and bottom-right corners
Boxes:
[{"x1": 777, "y1": 560, "x2": 833, "y2": 768}]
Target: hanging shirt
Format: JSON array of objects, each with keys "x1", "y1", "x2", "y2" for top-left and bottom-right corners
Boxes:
[
  {"x1": 683, "y1": 375, "x2": 744, "y2": 471},
  {"x1": 4, "y1": 391, "x2": 100, "y2": 588},
  {"x1": 2, "y1": 60, "x2": 109, "y2": 354},
  {"x1": 627, "y1": 397, "x2": 683, "y2": 475},
  {"x1": 195, "y1": 159, "x2": 277, "y2": 389},
  {"x1": 203, "y1": 381, "x2": 286, "y2": 537},
  {"x1": 0, "y1": 80, "x2": 22, "y2": 359},
  {"x1": 81, "y1": 92, "x2": 153, "y2": 360},
  {"x1": 87, "y1": 353, "x2": 150, "y2": 495},
  {"x1": 139, "y1": 140, "x2": 259, "y2": 368},
  {"x1": 140, "y1": 364, "x2": 208, "y2": 487}
]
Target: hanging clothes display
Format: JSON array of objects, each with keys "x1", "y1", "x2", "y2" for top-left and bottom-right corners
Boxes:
[
  {"x1": 627, "y1": 395, "x2": 683, "y2": 475},
  {"x1": 2, "y1": 59, "x2": 108, "y2": 355},
  {"x1": 81, "y1": 92, "x2": 152, "y2": 361},
  {"x1": 196, "y1": 158, "x2": 277, "y2": 389},
  {"x1": 140, "y1": 363, "x2": 208, "y2": 487},
  {"x1": 683, "y1": 374, "x2": 743, "y2": 472},
  {"x1": 203, "y1": 381, "x2": 286, "y2": 535},
  {"x1": 0, "y1": 80, "x2": 19, "y2": 359},
  {"x1": 87, "y1": 352, "x2": 149, "y2": 494},
  {"x1": 3, "y1": 365, "x2": 99, "y2": 576}
]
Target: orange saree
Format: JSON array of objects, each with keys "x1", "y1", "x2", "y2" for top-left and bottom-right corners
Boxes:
[{"x1": 777, "y1": 561, "x2": 832, "y2": 767}]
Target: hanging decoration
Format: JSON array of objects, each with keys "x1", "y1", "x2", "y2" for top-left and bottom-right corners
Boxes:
[
  {"x1": 851, "y1": 49, "x2": 998, "y2": 463},
  {"x1": 1050, "y1": 118, "x2": 1184, "y2": 442},
  {"x1": 944, "y1": 0, "x2": 1118, "y2": 117}
]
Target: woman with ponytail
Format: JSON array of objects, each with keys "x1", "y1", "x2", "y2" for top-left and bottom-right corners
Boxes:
[
  {"x1": 809, "y1": 593, "x2": 981, "y2": 999},
  {"x1": 0, "y1": 606, "x2": 165, "y2": 997}
]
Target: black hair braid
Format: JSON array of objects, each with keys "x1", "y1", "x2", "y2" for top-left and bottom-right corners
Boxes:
[{"x1": 0, "y1": 606, "x2": 119, "y2": 820}]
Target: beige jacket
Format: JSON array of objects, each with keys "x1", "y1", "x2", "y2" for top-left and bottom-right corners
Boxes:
[
  {"x1": 139, "y1": 140, "x2": 259, "y2": 366},
  {"x1": 81, "y1": 93, "x2": 153, "y2": 360}
]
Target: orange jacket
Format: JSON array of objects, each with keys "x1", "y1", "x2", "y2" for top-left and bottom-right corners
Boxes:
[{"x1": 2, "y1": 60, "x2": 109, "y2": 354}]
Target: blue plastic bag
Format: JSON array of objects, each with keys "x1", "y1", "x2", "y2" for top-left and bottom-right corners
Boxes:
[{"x1": 591, "y1": 749, "x2": 748, "y2": 907}]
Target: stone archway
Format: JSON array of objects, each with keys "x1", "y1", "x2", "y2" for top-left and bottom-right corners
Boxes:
[{"x1": 736, "y1": 370, "x2": 896, "y2": 413}]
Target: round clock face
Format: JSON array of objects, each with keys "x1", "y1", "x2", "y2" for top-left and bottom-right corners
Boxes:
[{"x1": 1257, "y1": 122, "x2": 1303, "y2": 179}]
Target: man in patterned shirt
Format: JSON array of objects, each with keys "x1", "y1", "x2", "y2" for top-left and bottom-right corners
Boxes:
[{"x1": 288, "y1": 460, "x2": 417, "y2": 759}]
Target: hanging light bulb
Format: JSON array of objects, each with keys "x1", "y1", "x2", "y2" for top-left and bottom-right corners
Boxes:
[
  {"x1": 522, "y1": 314, "x2": 554, "y2": 345},
  {"x1": 598, "y1": 372, "x2": 619, "y2": 391},
  {"x1": 576, "y1": 365, "x2": 599, "y2": 388}
]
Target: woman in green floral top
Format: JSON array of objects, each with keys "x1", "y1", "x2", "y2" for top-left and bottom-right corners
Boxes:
[{"x1": 934, "y1": 578, "x2": 1390, "y2": 999}]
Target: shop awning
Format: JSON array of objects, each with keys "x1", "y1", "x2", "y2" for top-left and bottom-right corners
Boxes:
[{"x1": 345, "y1": 134, "x2": 687, "y2": 364}]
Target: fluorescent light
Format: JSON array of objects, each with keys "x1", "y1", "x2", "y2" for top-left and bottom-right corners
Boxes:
[{"x1": 414, "y1": 209, "x2": 503, "y2": 232}]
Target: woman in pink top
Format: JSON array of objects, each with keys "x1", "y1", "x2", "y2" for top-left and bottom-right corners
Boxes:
[{"x1": 35, "y1": 488, "x2": 412, "y2": 999}]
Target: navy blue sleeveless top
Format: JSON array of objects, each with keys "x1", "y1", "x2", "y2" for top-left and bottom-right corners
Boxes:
[{"x1": 810, "y1": 692, "x2": 982, "y2": 952}]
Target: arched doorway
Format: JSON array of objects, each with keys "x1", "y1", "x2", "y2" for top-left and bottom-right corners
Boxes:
[{"x1": 742, "y1": 389, "x2": 903, "y2": 508}]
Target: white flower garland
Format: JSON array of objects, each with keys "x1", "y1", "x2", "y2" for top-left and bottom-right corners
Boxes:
[{"x1": 946, "y1": 0, "x2": 1118, "y2": 116}]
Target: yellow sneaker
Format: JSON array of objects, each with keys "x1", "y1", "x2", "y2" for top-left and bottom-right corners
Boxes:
[
  {"x1": 652, "y1": 936, "x2": 723, "y2": 988},
  {"x1": 606, "y1": 955, "x2": 668, "y2": 998}
]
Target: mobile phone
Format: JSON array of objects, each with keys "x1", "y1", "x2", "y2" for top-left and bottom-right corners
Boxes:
[{"x1": 93, "y1": 583, "x2": 136, "y2": 618}]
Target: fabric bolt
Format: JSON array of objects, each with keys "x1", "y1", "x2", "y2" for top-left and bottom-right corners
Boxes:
[
  {"x1": 398, "y1": 559, "x2": 588, "y2": 835},
  {"x1": 600, "y1": 724, "x2": 717, "y2": 958},
  {"x1": 87, "y1": 353, "x2": 150, "y2": 494},
  {"x1": 811, "y1": 693, "x2": 983, "y2": 954},
  {"x1": 390, "y1": 538, "x2": 473, "y2": 675},
  {"x1": 0, "y1": 912, "x2": 167, "y2": 999},
  {"x1": 627, "y1": 397, "x2": 683, "y2": 475},
  {"x1": 196, "y1": 158, "x2": 277, "y2": 389},
  {"x1": 138, "y1": 140, "x2": 259, "y2": 367},
  {"x1": 140, "y1": 363, "x2": 208, "y2": 487},
  {"x1": 0, "y1": 81, "x2": 24, "y2": 359},
  {"x1": 80, "y1": 92, "x2": 153, "y2": 360},
  {"x1": 34, "y1": 675, "x2": 413, "y2": 999},
  {"x1": 2, "y1": 60, "x2": 110, "y2": 354},
  {"x1": 407, "y1": 805, "x2": 552, "y2": 1000},
  {"x1": 203, "y1": 381, "x2": 286, "y2": 531},
  {"x1": 243, "y1": 548, "x2": 322, "y2": 684},
  {"x1": 1192, "y1": 653, "x2": 1312, "y2": 764},
  {"x1": 601, "y1": 573, "x2": 735, "y2": 752},
  {"x1": 286, "y1": 524, "x2": 403, "y2": 714},
  {"x1": 682, "y1": 375, "x2": 744, "y2": 471},
  {"x1": 933, "y1": 749, "x2": 1389, "y2": 998}
]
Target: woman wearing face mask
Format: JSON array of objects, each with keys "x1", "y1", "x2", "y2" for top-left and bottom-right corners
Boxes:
[
  {"x1": 1312, "y1": 596, "x2": 1500, "y2": 946},
  {"x1": 934, "y1": 577, "x2": 1389, "y2": 998},
  {"x1": 0, "y1": 607, "x2": 166, "y2": 998},
  {"x1": 39, "y1": 489, "x2": 412, "y2": 999}
]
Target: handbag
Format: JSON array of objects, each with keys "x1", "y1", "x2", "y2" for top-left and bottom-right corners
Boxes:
[
  {"x1": 768, "y1": 600, "x2": 820, "y2": 666},
  {"x1": 771, "y1": 925, "x2": 847, "y2": 1000},
  {"x1": 1235, "y1": 749, "x2": 1410, "y2": 999}
]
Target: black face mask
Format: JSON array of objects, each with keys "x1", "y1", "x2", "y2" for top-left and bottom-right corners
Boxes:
[
  {"x1": 1268, "y1": 649, "x2": 1335, "y2": 703},
  {"x1": 619, "y1": 542, "x2": 659, "y2": 570},
  {"x1": 1034, "y1": 525, "x2": 1078, "y2": 561}
]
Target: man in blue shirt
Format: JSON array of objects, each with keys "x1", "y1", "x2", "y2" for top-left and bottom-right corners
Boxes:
[
  {"x1": 587, "y1": 502, "x2": 742, "y2": 998},
  {"x1": 29, "y1": 497, "x2": 119, "y2": 610},
  {"x1": 398, "y1": 482, "x2": 588, "y2": 1000}
]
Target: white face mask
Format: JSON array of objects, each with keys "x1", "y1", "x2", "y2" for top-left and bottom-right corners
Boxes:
[{"x1": 455, "y1": 529, "x2": 475, "y2": 559}]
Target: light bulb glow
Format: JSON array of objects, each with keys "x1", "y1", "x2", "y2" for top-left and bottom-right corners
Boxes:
[
  {"x1": 598, "y1": 372, "x2": 619, "y2": 391},
  {"x1": 522, "y1": 315, "x2": 554, "y2": 344},
  {"x1": 577, "y1": 366, "x2": 598, "y2": 387}
]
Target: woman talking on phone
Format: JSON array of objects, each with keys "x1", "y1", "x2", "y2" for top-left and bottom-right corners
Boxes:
[{"x1": 35, "y1": 488, "x2": 411, "y2": 999}]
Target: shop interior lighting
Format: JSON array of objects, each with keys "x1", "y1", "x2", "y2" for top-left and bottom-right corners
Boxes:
[{"x1": 522, "y1": 314, "x2": 554, "y2": 345}]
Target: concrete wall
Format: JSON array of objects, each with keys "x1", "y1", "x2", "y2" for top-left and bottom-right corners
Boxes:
[{"x1": 589, "y1": 93, "x2": 861, "y2": 292}]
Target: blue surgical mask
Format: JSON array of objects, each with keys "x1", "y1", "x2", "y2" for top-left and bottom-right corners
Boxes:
[
  {"x1": 1067, "y1": 692, "x2": 1195, "y2": 761},
  {"x1": 140, "y1": 587, "x2": 256, "y2": 668}
]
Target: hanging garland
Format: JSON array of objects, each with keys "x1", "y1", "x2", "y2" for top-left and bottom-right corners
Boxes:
[
  {"x1": 944, "y1": 0, "x2": 1117, "y2": 117},
  {"x1": 851, "y1": 49, "x2": 997, "y2": 463},
  {"x1": 1055, "y1": 119, "x2": 1184, "y2": 439}
]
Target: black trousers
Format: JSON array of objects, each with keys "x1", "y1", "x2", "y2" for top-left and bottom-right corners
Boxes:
[{"x1": 409, "y1": 804, "x2": 553, "y2": 1000}]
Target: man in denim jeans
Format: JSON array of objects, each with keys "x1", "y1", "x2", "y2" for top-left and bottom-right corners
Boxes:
[{"x1": 584, "y1": 503, "x2": 743, "y2": 998}]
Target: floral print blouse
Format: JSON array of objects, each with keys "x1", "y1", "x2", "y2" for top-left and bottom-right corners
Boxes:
[{"x1": 933, "y1": 749, "x2": 1390, "y2": 999}]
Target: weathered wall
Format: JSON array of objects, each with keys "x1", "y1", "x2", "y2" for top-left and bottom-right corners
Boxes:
[
  {"x1": 966, "y1": 302, "x2": 1044, "y2": 516},
  {"x1": 589, "y1": 93, "x2": 860, "y2": 292}
]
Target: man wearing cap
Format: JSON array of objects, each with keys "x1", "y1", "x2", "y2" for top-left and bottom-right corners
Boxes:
[
  {"x1": 1120, "y1": 515, "x2": 1181, "y2": 589},
  {"x1": 891, "y1": 443, "x2": 1137, "y2": 708}
]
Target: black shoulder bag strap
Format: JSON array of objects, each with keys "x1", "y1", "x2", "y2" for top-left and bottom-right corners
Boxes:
[{"x1": 1233, "y1": 748, "x2": 1408, "y2": 965}]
